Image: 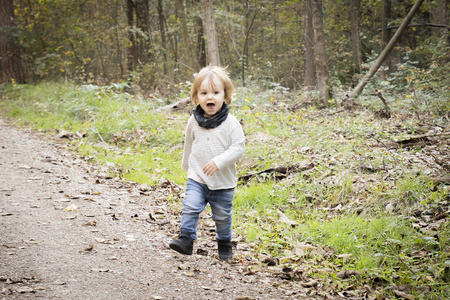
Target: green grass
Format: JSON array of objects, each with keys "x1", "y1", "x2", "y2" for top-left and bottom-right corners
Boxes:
[{"x1": 1, "y1": 81, "x2": 449, "y2": 298}]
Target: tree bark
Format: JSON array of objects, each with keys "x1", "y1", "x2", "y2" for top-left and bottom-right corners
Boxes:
[
  {"x1": 350, "y1": 0, "x2": 362, "y2": 74},
  {"x1": 304, "y1": 0, "x2": 316, "y2": 89},
  {"x1": 439, "y1": 0, "x2": 447, "y2": 38},
  {"x1": 381, "y1": 0, "x2": 392, "y2": 79},
  {"x1": 135, "y1": 0, "x2": 152, "y2": 65},
  {"x1": 126, "y1": 0, "x2": 137, "y2": 71},
  {"x1": 194, "y1": 16, "x2": 207, "y2": 69},
  {"x1": 0, "y1": 0, "x2": 26, "y2": 84},
  {"x1": 311, "y1": 0, "x2": 329, "y2": 107},
  {"x1": 157, "y1": 0, "x2": 168, "y2": 76},
  {"x1": 203, "y1": 0, "x2": 220, "y2": 66},
  {"x1": 175, "y1": 0, "x2": 194, "y2": 72},
  {"x1": 242, "y1": 1, "x2": 260, "y2": 86},
  {"x1": 349, "y1": 0, "x2": 425, "y2": 99}
]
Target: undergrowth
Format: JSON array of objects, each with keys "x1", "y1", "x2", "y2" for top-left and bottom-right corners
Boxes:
[{"x1": 1, "y1": 82, "x2": 449, "y2": 299}]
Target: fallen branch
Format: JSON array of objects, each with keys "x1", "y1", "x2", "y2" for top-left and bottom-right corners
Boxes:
[
  {"x1": 239, "y1": 166, "x2": 296, "y2": 182},
  {"x1": 373, "y1": 132, "x2": 450, "y2": 149},
  {"x1": 386, "y1": 23, "x2": 449, "y2": 30},
  {"x1": 428, "y1": 175, "x2": 450, "y2": 185},
  {"x1": 156, "y1": 97, "x2": 191, "y2": 112},
  {"x1": 396, "y1": 132, "x2": 450, "y2": 148}
]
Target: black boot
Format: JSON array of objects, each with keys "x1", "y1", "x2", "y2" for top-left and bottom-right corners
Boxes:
[
  {"x1": 169, "y1": 232, "x2": 193, "y2": 255},
  {"x1": 217, "y1": 239, "x2": 233, "y2": 261}
]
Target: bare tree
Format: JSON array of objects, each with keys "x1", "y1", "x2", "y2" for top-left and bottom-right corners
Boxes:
[
  {"x1": 0, "y1": 0, "x2": 26, "y2": 84},
  {"x1": 203, "y1": 0, "x2": 220, "y2": 66}
]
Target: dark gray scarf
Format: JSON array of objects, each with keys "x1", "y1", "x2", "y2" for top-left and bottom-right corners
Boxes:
[{"x1": 193, "y1": 103, "x2": 229, "y2": 129}]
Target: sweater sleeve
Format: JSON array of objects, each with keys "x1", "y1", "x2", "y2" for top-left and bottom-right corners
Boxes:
[
  {"x1": 181, "y1": 117, "x2": 194, "y2": 171},
  {"x1": 212, "y1": 118, "x2": 245, "y2": 170}
]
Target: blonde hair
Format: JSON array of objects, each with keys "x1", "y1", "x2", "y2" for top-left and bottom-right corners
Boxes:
[{"x1": 190, "y1": 66, "x2": 235, "y2": 105}]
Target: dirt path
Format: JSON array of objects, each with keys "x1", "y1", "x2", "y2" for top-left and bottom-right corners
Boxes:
[{"x1": 0, "y1": 117, "x2": 315, "y2": 299}]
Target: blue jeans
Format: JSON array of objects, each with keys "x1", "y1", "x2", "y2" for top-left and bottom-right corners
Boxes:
[{"x1": 180, "y1": 179, "x2": 235, "y2": 241}]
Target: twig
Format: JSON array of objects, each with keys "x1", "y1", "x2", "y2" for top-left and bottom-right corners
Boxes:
[
  {"x1": 371, "y1": 89, "x2": 391, "y2": 111},
  {"x1": 146, "y1": 219, "x2": 170, "y2": 225},
  {"x1": 372, "y1": 137, "x2": 390, "y2": 149},
  {"x1": 328, "y1": 109, "x2": 345, "y2": 115}
]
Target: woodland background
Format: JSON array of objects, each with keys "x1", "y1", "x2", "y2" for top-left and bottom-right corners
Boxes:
[{"x1": 1, "y1": 0, "x2": 448, "y2": 101}]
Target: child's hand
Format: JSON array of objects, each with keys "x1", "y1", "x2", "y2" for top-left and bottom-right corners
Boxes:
[{"x1": 203, "y1": 161, "x2": 218, "y2": 176}]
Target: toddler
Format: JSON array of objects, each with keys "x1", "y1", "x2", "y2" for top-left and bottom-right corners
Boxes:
[{"x1": 169, "y1": 66, "x2": 245, "y2": 261}]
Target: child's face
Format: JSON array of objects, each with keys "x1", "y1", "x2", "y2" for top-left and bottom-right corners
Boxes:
[{"x1": 197, "y1": 77, "x2": 225, "y2": 118}]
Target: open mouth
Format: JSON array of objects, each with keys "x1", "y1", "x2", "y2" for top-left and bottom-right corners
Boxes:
[{"x1": 206, "y1": 103, "x2": 215, "y2": 108}]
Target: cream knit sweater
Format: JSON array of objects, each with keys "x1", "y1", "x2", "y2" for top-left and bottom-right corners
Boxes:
[{"x1": 181, "y1": 114, "x2": 245, "y2": 190}]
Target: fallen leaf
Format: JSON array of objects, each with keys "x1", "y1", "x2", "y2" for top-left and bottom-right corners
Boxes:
[
  {"x1": 55, "y1": 198, "x2": 71, "y2": 202},
  {"x1": 300, "y1": 279, "x2": 319, "y2": 288},
  {"x1": 260, "y1": 254, "x2": 278, "y2": 266},
  {"x1": 277, "y1": 209, "x2": 298, "y2": 227},
  {"x1": 95, "y1": 237, "x2": 117, "y2": 244},
  {"x1": 91, "y1": 268, "x2": 109, "y2": 273},
  {"x1": 83, "y1": 244, "x2": 94, "y2": 252},
  {"x1": 63, "y1": 204, "x2": 77, "y2": 211},
  {"x1": 16, "y1": 286, "x2": 34, "y2": 293},
  {"x1": 337, "y1": 253, "x2": 354, "y2": 263},
  {"x1": 294, "y1": 242, "x2": 316, "y2": 257},
  {"x1": 337, "y1": 270, "x2": 360, "y2": 279},
  {"x1": 82, "y1": 221, "x2": 97, "y2": 226},
  {"x1": 196, "y1": 248, "x2": 208, "y2": 256},
  {"x1": 23, "y1": 239, "x2": 42, "y2": 244},
  {"x1": 393, "y1": 290, "x2": 414, "y2": 300}
]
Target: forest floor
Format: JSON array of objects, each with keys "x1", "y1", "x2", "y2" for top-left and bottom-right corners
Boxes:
[{"x1": 0, "y1": 116, "x2": 353, "y2": 300}]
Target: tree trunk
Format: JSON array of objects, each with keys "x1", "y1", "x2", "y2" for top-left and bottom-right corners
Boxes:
[
  {"x1": 350, "y1": 0, "x2": 362, "y2": 74},
  {"x1": 349, "y1": 0, "x2": 426, "y2": 99},
  {"x1": 203, "y1": 0, "x2": 220, "y2": 66},
  {"x1": 114, "y1": 1, "x2": 124, "y2": 79},
  {"x1": 273, "y1": 0, "x2": 278, "y2": 61},
  {"x1": 0, "y1": 0, "x2": 26, "y2": 84},
  {"x1": 381, "y1": 0, "x2": 392, "y2": 79},
  {"x1": 157, "y1": 0, "x2": 168, "y2": 76},
  {"x1": 126, "y1": 0, "x2": 138, "y2": 71},
  {"x1": 242, "y1": 1, "x2": 260, "y2": 86},
  {"x1": 194, "y1": 16, "x2": 207, "y2": 69},
  {"x1": 175, "y1": 0, "x2": 194, "y2": 73},
  {"x1": 311, "y1": 0, "x2": 330, "y2": 107},
  {"x1": 135, "y1": 0, "x2": 152, "y2": 65},
  {"x1": 304, "y1": 0, "x2": 316, "y2": 89},
  {"x1": 439, "y1": 0, "x2": 447, "y2": 38}
]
